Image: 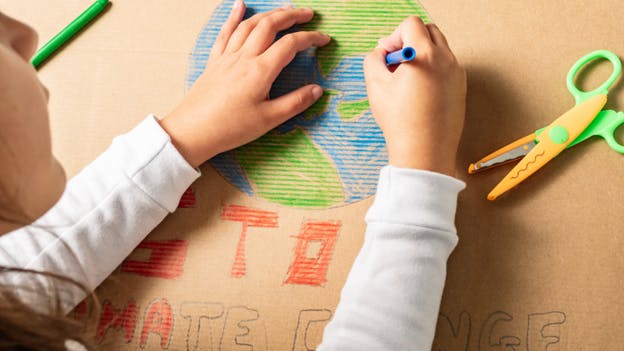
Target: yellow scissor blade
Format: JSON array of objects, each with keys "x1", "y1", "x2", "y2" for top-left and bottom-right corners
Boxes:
[
  {"x1": 487, "y1": 141, "x2": 557, "y2": 200},
  {"x1": 488, "y1": 94, "x2": 607, "y2": 200}
]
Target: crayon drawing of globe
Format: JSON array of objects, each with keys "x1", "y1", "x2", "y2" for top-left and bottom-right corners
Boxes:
[{"x1": 187, "y1": 0, "x2": 429, "y2": 208}]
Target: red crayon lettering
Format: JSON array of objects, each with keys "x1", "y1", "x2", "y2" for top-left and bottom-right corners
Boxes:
[
  {"x1": 73, "y1": 300, "x2": 89, "y2": 324},
  {"x1": 285, "y1": 221, "x2": 341, "y2": 286},
  {"x1": 140, "y1": 298, "x2": 174, "y2": 349},
  {"x1": 178, "y1": 187, "x2": 196, "y2": 208},
  {"x1": 122, "y1": 240, "x2": 188, "y2": 279},
  {"x1": 96, "y1": 300, "x2": 138, "y2": 344},
  {"x1": 221, "y1": 205, "x2": 279, "y2": 278}
]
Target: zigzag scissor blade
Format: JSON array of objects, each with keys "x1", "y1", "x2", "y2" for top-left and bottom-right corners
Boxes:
[
  {"x1": 471, "y1": 141, "x2": 536, "y2": 173},
  {"x1": 486, "y1": 94, "x2": 607, "y2": 200},
  {"x1": 487, "y1": 142, "x2": 558, "y2": 201}
]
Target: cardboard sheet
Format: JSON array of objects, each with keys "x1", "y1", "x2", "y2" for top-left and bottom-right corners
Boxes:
[{"x1": 2, "y1": 0, "x2": 624, "y2": 349}]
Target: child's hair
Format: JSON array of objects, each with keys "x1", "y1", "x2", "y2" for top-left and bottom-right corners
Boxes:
[{"x1": 0, "y1": 267, "x2": 97, "y2": 350}]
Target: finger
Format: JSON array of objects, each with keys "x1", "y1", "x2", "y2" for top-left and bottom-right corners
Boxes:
[
  {"x1": 426, "y1": 23, "x2": 450, "y2": 50},
  {"x1": 211, "y1": 0, "x2": 247, "y2": 57},
  {"x1": 378, "y1": 26, "x2": 403, "y2": 52},
  {"x1": 262, "y1": 84, "x2": 324, "y2": 123},
  {"x1": 379, "y1": 16, "x2": 431, "y2": 56},
  {"x1": 399, "y1": 16, "x2": 432, "y2": 51},
  {"x1": 261, "y1": 31, "x2": 331, "y2": 79},
  {"x1": 225, "y1": 7, "x2": 285, "y2": 53},
  {"x1": 364, "y1": 46, "x2": 391, "y2": 80},
  {"x1": 243, "y1": 7, "x2": 315, "y2": 55}
]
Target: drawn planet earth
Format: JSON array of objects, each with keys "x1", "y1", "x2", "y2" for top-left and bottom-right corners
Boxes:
[{"x1": 187, "y1": 0, "x2": 429, "y2": 208}]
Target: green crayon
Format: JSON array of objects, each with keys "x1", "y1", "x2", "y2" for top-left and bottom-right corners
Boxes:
[{"x1": 31, "y1": 0, "x2": 110, "y2": 68}]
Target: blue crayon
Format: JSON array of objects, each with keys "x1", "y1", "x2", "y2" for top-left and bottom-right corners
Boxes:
[{"x1": 385, "y1": 47, "x2": 416, "y2": 66}]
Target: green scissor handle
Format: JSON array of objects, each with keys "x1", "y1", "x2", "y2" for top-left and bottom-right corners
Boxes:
[
  {"x1": 536, "y1": 50, "x2": 624, "y2": 154},
  {"x1": 568, "y1": 110, "x2": 624, "y2": 153},
  {"x1": 564, "y1": 50, "x2": 624, "y2": 153},
  {"x1": 566, "y1": 50, "x2": 622, "y2": 104}
]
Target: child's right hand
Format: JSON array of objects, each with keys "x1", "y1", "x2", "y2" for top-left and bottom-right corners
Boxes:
[{"x1": 364, "y1": 17, "x2": 466, "y2": 177}]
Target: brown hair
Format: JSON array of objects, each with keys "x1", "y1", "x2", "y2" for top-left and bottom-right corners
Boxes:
[{"x1": 0, "y1": 267, "x2": 98, "y2": 350}]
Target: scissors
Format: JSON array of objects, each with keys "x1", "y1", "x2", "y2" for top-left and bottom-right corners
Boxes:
[{"x1": 469, "y1": 50, "x2": 624, "y2": 200}]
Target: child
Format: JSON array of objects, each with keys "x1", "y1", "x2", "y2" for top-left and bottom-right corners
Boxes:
[{"x1": 0, "y1": 1, "x2": 466, "y2": 350}]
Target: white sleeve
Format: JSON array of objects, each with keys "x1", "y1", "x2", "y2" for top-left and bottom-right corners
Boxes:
[
  {"x1": 0, "y1": 115, "x2": 200, "y2": 314},
  {"x1": 318, "y1": 165, "x2": 465, "y2": 351}
]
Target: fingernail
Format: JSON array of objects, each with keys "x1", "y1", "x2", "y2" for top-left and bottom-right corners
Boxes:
[
  {"x1": 233, "y1": 0, "x2": 242, "y2": 10},
  {"x1": 303, "y1": 7, "x2": 314, "y2": 15},
  {"x1": 312, "y1": 86, "x2": 323, "y2": 99}
]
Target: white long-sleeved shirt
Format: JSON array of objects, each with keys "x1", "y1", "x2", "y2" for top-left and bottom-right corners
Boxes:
[
  {"x1": 0, "y1": 116, "x2": 464, "y2": 350},
  {"x1": 0, "y1": 116, "x2": 200, "y2": 313},
  {"x1": 318, "y1": 166, "x2": 464, "y2": 350}
]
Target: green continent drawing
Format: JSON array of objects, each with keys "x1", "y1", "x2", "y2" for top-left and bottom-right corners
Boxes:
[
  {"x1": 235, "y1": 128, "x2": 344, "y2": 207},
  {"x1": 294, "y1": 0, "x2": 429, "y2": 75}
]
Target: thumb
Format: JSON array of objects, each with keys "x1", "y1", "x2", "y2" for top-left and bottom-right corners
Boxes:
[{"x1": 263, "y1": 84, "x2": 324, "y2": 123}]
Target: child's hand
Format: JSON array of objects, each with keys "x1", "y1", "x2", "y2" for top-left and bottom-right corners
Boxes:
[
  {"x1": 364, "y1": 17, "x2": 466, "y2": 176},
  {"x1": 160, "y1": 1, "x2": 330, "y2": 167}
]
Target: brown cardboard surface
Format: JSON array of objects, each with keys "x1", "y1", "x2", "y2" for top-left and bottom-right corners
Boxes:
[{"x1": 2, "y1": 0, "x2": 624, "y2": 350}]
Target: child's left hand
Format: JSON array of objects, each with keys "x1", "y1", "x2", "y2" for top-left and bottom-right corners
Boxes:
[{"x1": 160, "y1": 1, "x2": 330, "y2": 167}]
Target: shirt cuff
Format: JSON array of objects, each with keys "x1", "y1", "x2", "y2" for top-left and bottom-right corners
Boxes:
[
  {"x1": 366, "y1": 165, "x2": 466, "y2": 233},
  {"x1": 109, "y1": 115, "x2": 201, "y2": 212}
]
